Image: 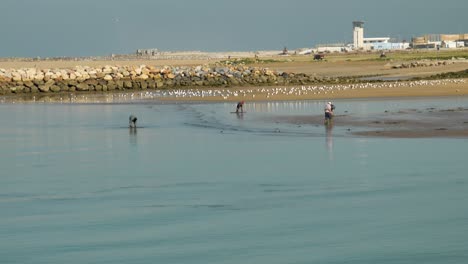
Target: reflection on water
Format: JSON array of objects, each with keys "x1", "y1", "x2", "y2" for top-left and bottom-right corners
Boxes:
[
  {"x1": 325, "y1": 123, "x2": 333, "y2": 160},
  {"x1": 129, "y1": 127, "x2": 137, "y2": 145},
  {"x1": 235, "y1": 112, "x2": 244, "y2": 120},
  {"x1": 248, "y1": 100, "x2": 325, "y2": 113}
]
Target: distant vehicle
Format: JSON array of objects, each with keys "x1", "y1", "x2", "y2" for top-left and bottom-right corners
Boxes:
[{"x1": 314, "y1": 53, "x2": 325, "y2": 60}]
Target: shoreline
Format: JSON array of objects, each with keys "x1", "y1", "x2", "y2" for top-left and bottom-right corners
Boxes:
[
  {"x1": 2, "y1": 86, "x2": 467, "y2": 138},
  {"x1": 1, "y1": 79, "x2": 467, "y2": 104}
]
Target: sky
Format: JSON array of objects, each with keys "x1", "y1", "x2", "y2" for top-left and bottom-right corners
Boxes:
[{"x1": 1, "y1": 0, "x2": 467, "y2": 57}]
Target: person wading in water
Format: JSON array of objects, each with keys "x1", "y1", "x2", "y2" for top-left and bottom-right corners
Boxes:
[
  {"x1": 236, "y1": 101, "x2": 245, "y2": 113},
  {"x1": 324, "y1": 101, "x2": 335, "y2": 124}
]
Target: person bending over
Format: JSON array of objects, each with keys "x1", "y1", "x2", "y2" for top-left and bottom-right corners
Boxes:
[
  {"x1": 324, "y1": 101, "x2": 335, "y2": 123},
  {"x1": 236, "y1": 101, "x2": 245, "y2": 113},
  {"x1": 129, "y1": 115, "x2": 138, "y2": 128}
]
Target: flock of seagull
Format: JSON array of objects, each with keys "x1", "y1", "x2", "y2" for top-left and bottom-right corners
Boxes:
[
  {"x1": 1, "y1": 79, "x2": 465, "y2": 104},
  {"x1": 118, "y1": 79, "x2": 465, "y2": 102}
]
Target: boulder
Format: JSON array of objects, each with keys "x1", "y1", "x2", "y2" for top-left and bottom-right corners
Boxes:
[
  {"x1": 24, "y1": 81, "x2": 35, "y2": 88},
  {"x1": 28, "y1": 74, "x2": 41, "y2": 83},
  {"x1": 38, "y1": 79, "x2": 55, "y2": 92},
  {"x1": 115, "y1": 80, "x2": 124, "y2": 89},
  {"x1": 12, "y1": 73, "x2": 22, "y2": 82},
  {"x1": 50, "y1": 85, "x2": 61, "y2": 92},
  {"x1": 76, "y1": 83, "x2": 89, "y2": 91},
  {"x1": 31, "y1": 86, "x2": 39, "y2": 93},
  {"x1": 147, "y1": 80, "x2": 156, "y2": 89},
  {"x1": 59, "y1": 83, "x2": 69, "y2": 91},
  {"x1": 107, "y1": 82, "x2": 117, "y2": 90},
  {"x1": 10, "y1": 86, "x2": 24, "y2": 93},
  {"x1": 38, "y1": 84, "x2": 50, "y2": 92},
  {"x1": 124, "y1": 81, "x2": 132, "y2": 88},
  {"x1": 103, "y1": 68, "x2": 112, "y2": 74}
]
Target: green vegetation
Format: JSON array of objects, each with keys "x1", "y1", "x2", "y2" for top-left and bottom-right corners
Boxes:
[
  {"x1": 418, "y1": 69, "x2": 468, "y2": 80},
  {"x1": 219, "y1": 58, "x2": 282, "y2": 65}
]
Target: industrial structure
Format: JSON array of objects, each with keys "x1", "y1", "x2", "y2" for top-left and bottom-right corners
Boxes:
[
  {"x1": 315, "y1": 21, "x2": 467, "y2": 52},
  {"x1": 411, "y1": 34, "x2": 467, "y2": 49},
  {"x1": 352, "y1": 21, "x2": 409, "y2": 51},
  {"x1": 352, "y1": 21, "x2": 364, "y2": 49},
  {"x1": 316, "y1": 21, "x2": 411, "y2": 53}
]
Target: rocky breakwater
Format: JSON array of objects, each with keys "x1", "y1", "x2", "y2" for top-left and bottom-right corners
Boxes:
[
  {"x1": 0, "y1": 65, "x2": 350, "y2": 95},
  {"x1": 391, "y1": 60, "x2": 458, "y2": 69}
]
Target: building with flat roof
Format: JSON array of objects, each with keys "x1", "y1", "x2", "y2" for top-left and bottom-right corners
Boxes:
[
  {"x1": 363, "y1": 37, "x2": 390, "y2": 44},
  {"x1": 351, "y1": 21, "x2": 408, "y2": 50},
  {"x1": 317, "y1": 21, "x2": 438, "y2": 52},
  {"x1": 412, "y1": 34, "x2": 468, "y2": 49}
]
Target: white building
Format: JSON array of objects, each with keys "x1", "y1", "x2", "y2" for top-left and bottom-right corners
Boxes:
[
  {"x1": 363, "y1": 37, "x2": 389, "y2": 50},
  {"x1": 316, "y1": 43, "x2": 350, "y2": 53},
  {"x1": 352, "y1": 21, "x2": 408, "y2": 50},
  {"x1": 364, "y1": 37, "x2": 390, "y2": 44},
  {"x1": 316, "y1": 21, "x2": 414, "y2": 52},
  {"x1": 353, "y1": 21, "x2": 364, "y2": 49}
]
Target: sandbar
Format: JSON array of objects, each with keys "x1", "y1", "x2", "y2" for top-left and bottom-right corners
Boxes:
[{"x1": 261, "y1": 106, "x2": 468, "y2": 138}]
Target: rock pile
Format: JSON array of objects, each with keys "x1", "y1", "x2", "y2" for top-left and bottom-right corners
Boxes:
[
  {"x1": 391, "y1": 60, "x2": 455, "y2": 69},
  {"x1": 0, "y1": 65, "x2": 351, "y2": 95}
]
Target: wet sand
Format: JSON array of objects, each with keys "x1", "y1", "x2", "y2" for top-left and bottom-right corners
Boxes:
[{"x1": 261, "y1": 106, "x2": 468, "y2": 138}]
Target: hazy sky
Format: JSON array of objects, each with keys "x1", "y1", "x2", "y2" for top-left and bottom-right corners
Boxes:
[{"x1": 1, "y1": 0, "x2": 467, "y2": 57}]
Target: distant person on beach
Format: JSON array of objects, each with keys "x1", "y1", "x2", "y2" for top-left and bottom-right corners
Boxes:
[
  {"x1": 324, "y1": 101, "x2": 335, "y2": 123},
  {"x1": 236, "y1": 101, "x2": 245, "y2": 113}
]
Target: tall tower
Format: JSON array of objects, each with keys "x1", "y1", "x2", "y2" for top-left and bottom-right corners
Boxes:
[{"x1": 353, "y1": 21, "x2": 364, "y2": 49}]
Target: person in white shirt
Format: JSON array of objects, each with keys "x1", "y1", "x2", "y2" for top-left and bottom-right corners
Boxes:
[{"x1": 324, "y1": 101, "x2": 334, "y2": 123}]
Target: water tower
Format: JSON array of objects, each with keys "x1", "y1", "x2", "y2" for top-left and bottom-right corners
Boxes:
[{"x1": 353, "y1": 21, "x2": 364, "y2": 49}]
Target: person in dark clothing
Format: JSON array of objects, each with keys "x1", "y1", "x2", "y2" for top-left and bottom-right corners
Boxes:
[
  {"x1": 236, "y1": 101, "x2": 245, "y2": 113},
  {"x1": 129, "y1": 115, "x2": 137, "y2": 128}
]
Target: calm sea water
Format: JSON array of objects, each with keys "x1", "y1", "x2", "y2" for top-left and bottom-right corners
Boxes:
[{"x1": 1, "y1": 97, "x2": 468, "y2": 264}]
